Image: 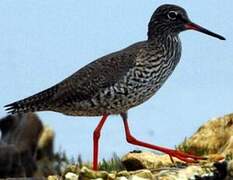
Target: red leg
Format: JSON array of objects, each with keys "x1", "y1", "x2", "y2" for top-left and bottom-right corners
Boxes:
[
  {"x1": 121, "y1": 115, "x2": 206, "y2": 163},
  {"x1": 93, "y1": 115, "x2": 109, "y2": 170}
]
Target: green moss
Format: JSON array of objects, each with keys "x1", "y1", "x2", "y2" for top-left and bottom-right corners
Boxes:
[
  {"x1": 225, "y1": 153, "x2": 233, "y2": 161},
  {"x1": 99, "y1": 153, "x2": 125, "y2": 172}
]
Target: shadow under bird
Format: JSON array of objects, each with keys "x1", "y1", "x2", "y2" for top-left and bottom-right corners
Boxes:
[{"x1": 5, "y1": 4, "x2": 225, "y2": 170}]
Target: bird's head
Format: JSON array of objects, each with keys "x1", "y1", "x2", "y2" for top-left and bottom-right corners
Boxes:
[{"x1": 148, "y1": 4, "x2": 225, "y2": 40}]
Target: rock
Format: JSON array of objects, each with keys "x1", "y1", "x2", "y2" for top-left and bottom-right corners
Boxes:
[
  {"x1": 121, "y1": 152, "x2": 231, "y2": 179},
  {"x1": 0, "y1": 113, "x2": 43, "y2": 177},
  {"x1": 129, "y1": 169, "x2": 153, "y2": 179},
  {"x1": 65, "y1": 172, "x2": 79, "y2": 180},
  {"x1": 117, "y1": 170, "x2": 130, "y2": 178},
  {"x1": 48, "y1": 175, "x2": 60, "y2": 180},
  {"x1": 147, "y1": 160, "x2": 233, "y2": 180},
  {"x1": 122, "y1": 151, "x2": 182, "y2": 171},
  {"x1": 37, "y1": 125, "x2": 55, "y2": 160},
  {"x1": 46, "y1": 161, "x2": 233, "y2": 180},
  {"x1": 226, "y1": 160, "x2": 233, "y2": 179},
  {"x1": 116, "y1": 177, "x2": 128, "y2": 180},
  {"x1": 194, "y1": 161, "x2": 229, "y2": 180},
  {"x1": 178, "y1": 113, "x2": 233, "y2": 156},
  {"x1": 0, "y1": 113, "x2": 43, "y2": 153},
  {"x1": 129, "y1": 176, "x2": 149, "y2": 180},
  {"x1": 0, "y1": 144, "x2": 25, "y2": 177},
  {"x1": 108, "y1": 173, "x2": 116, "y2": 179},
  {"x1": 79, "y1": 166, "x2": 109, "y2": 179},
  {"x1": 222, "y1": 136, "x2": 233, "y2": 155},
  {"x1": 63, "y1": 165, "x2": 80, "y2": 175}
]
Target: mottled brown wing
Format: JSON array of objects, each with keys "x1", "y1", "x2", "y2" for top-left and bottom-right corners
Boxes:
[
  {"x1": 5, "y1": 42, "x2": 145, "y2": 113},
  {"x1": 52, "y1": 44, "x2": 141, "y2": 106}
]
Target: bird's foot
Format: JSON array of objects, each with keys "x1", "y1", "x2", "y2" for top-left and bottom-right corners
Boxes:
[
  {"x1": 166, "y1": 149, "x2": 207, "y2": 163},
  {"x1": 122, "y1": 117, "x2": 207, "y2": 164}
]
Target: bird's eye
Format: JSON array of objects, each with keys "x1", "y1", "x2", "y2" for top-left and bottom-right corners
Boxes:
[{"x1": 167, "y1": 11, "x2": 178, "y2": 20}]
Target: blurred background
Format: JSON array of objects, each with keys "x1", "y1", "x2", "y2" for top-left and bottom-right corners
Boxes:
[{"x1": 0, "y1": 0, "x2": 232, "y2": 161}]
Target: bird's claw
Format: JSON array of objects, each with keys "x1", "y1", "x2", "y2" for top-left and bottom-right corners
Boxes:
[{"x1": 167, "y1": 149, "x2": 207, "y2": 164}]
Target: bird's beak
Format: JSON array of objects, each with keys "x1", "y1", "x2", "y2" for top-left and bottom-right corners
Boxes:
[{"x1": 184, "y1": 22, "x2": 226, "y2": 40}]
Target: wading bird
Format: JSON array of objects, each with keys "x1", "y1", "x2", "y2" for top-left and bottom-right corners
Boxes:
[{"x1": 5, "y1": 4, "x2": 225, "y2": 170}]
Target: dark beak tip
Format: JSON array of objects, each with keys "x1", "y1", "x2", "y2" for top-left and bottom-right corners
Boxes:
[
  {"x1": 216, "y1": 35, "x2": 226, "y2": 41},
  {"x1": 185, "y1": 23, "x2": 226, "y2": 41},
  {"x1": 220, "y1": 36, "x2": 226, "y2": 41}
]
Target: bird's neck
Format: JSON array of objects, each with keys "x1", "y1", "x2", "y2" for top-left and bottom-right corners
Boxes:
[
  {"x1": 148, "y1": 30, "x2": 178, "y2": 43},
  {"x1": 147, "y1": 33, "x2": 182, "y2": 71},
  {"x1": 147, "y1": 22, "x2": 179, "y2": 42},
  {"x1": 147, "y1": 30, "x2": 180, "y2": 53}
]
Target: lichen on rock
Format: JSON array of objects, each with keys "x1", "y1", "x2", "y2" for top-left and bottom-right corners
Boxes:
[{"x1": 178, "y1": 113, "x2": 233, "y2": 156}]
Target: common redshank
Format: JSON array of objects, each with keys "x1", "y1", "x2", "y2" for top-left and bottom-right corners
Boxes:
[{"x1": 5, "y1": 4, "x2": 225, "y2": 170}]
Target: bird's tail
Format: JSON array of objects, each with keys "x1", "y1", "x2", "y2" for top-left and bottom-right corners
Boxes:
[{"x1": 4, "y1": 85, "x2": 58, "y2": 114}]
